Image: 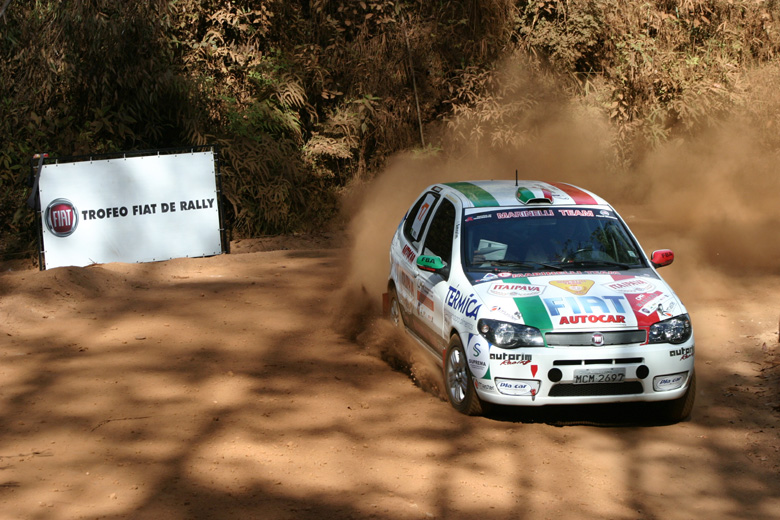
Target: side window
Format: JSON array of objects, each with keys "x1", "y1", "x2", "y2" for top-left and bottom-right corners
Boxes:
[
  {"x1": 422, "y1": 199, "x2": 456, "y2": 268},
  {"x1": 403, "y1": 192, "x2": 439, "y2": 249}
]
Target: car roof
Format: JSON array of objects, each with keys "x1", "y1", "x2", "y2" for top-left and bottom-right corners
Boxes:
[{"x1": 437, "y1": 180, "x2": 610, "y2": 209}]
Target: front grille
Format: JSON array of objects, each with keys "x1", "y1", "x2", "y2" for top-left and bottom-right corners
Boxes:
[
  {"x1": 553, "y1": 357, "x2": 644, "y2": 366},
  {"x1": 545, "y1": 330, "x2": 647, "y2": 346},
  {"x1": 549, "y1": 381, "x2": 644, "y2": 397}
]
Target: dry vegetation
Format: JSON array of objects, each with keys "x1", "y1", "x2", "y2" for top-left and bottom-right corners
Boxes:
[{"x1": 2, "y1": 0, "x2": 780, "y2": 257}]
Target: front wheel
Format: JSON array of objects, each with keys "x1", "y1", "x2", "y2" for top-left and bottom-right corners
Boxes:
[{"x1": 444, "y1": 334, "x2": 485, "y2": 416}]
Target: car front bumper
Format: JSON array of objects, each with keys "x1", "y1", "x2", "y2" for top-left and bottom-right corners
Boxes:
[{"x1": 473, "y1": 339, "x2": 695, "y2": 407}]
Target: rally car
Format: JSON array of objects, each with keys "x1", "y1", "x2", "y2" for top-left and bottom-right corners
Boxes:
[{"x1": 386, "y1": 180, "x2": 695, "y2": 421}]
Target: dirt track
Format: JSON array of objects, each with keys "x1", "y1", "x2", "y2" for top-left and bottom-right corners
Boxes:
[{"x1": 1, "y1": 228, "x2": 779, "y2": 520}]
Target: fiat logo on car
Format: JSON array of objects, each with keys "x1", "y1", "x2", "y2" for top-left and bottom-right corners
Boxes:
[
  {"x1": 45, "y1": 198, "x2": 79, "y2": 237},
  {"x1": 591, "y1": 333, "x2": 605, "y2": 346}
]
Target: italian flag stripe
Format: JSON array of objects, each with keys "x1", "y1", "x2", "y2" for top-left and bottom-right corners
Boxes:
[
  {"x1": 549, "y1": 182, "x2": 599, "y2": 205},
  {"x1": 511, "y1": 277, "x2": 554, "y2": 338},
  {"x1": 516, "y1": 187, "x2": 536, "y2": 204},
  {"x1": 445, "y1": 182, "x2": 499, "y2": 207}
]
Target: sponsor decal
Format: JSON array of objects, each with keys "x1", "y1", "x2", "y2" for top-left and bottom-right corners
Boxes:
[
  {"x1": 475, "y1": 379, "x2": 495, "y2": 391},
  {"x1": 496, "y1": 209, "x2": 555, "y2": 219},
  {"x1": 465, "y1": 214, "x2": 492, "y2": 222},
  {"x1": 447, "y1": 312, "x2": 476, "y2": 329},
  {"x1": 559, "y1": 314, "x2": 626, "y2": 325},
  {"x1": 467, "y1": 334, "x2": 490, "y2": 378},
  {"x1": 473, "y1": 271, "x2": 623, "y2": 282},
  {"x1": 626, "y1": 291, "x2": 677, "y2": 317},
  {"x1": 544, "y1": 295, "x2": 627, "y2": 316},
  {"x1": 604, "y1": 278, "x2": 656, "y2": 294},
  {"x1": 559, "y1": 209, "x2": 594, "y2": 217},
  {"x1": 489, "y1": 306, "x2": 522, "y2": 321},
  {"x1": 488, "y1": 282, "x2": 546, "y2": 298},
  {"x1": 45, "y1": 198, "x2": 79, "y2": 237},
  {"x1": 655, "y1": 297, "x2": 678, "y2": 319},
  {"x1": 550, "y1": 279, "x2": 595, "y2": 295},
  {"x1": 478, "y1": 273, "x2": 499, "y2": 282},
  {"x1": 669, "y1": 346, "x2": 694, "y2": 360},
  {"x1": 402, "y1": 244, "x2": 416, "y2": 264},
  {"x1": 656, "y1": 374, "x2": 685, "y2": 390},
  {"x1": 496, "y1": 380, "x2": 536, "y2": 396},
  {"x1": 490, "y1": 352, "x2": 532, "y2": 366},
  {"x1": 399, "y1": 270, "x2": 415, "y2": 295},
  {"x1": 446, "y1": 286, "x2": 482, "y2": 319},
  {"x1": 416, "y1": 287, "x2": 435, "y2": 322},
  {"x1": 416, "y1": 289, "x2": 434, "y2": 311}
]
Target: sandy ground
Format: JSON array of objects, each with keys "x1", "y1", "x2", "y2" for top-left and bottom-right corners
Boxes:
[{"x1": 1, "y1": 222, "x2": 779, "y2": 520}]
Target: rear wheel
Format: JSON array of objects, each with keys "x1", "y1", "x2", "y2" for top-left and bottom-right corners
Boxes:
[
  {"x1": 659, "y1": 370, "x2": 696, "y2": 423},
  {"x1": 388, "y1": 286, "x2": 404, "y2": 328},
  {"x1": 444, "y1": 334, "x2": 484, "y2": 416}
]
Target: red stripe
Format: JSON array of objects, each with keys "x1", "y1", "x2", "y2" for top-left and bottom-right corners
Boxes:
[{"x1": 550, "y1": 182, "x2": 599, "y2": 205}]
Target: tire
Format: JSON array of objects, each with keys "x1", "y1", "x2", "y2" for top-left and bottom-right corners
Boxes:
[
  {"x1": 388, "y1": 286, "x2": 404, "y2": 328},
  {"x1": 444, "y1": 334, "x2": 484, "y2": 416},
  {"x1": 659, "y1": 370, "x2": 696, "y2": 423}
]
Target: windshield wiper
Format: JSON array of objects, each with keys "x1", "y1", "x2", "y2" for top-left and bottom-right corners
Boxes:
[
  {"x1": 481, "y1": 260, "x2": 564, "y2": 271},
  {"x1": 559, "y1": 260, "x2": 635, "y2": 270}
]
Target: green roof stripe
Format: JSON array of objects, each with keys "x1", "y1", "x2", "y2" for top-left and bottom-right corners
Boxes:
[{"x1": 445, "y1": 182, "x2": 499, "y2": 207}]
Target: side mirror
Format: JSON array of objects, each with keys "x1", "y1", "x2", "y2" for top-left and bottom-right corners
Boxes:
[
  {"x1": 417, "y1": 255, "x2": 446, "y2": 274},
  {"x1": 650, "y1": 249, "x2": 674, "y2": 268}
]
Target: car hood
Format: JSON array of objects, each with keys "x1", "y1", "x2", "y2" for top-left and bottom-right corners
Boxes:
[{"x1": 470, "y1": 270, "x2": 685, "y2": 332}]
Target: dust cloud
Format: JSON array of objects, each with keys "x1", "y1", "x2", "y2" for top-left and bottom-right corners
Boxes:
[{"x1": 334, "y1": 59, "x2": 780, "y2": 377}]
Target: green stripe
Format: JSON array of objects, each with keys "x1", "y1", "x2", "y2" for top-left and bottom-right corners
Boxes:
[
  {"x1": 516, "y1": 187, "x2": 535, "y2": 204},
  {"x1": 445, "y1": 182, "x2": 499, "y2": 207},
  {"x1": 510, "y1": 277, "x2": 553, "y2": 345}
]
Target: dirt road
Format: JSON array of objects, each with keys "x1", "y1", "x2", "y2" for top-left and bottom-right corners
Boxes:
[{"x1": 0, "y1": 223, "x2": 778, "y2": 520}]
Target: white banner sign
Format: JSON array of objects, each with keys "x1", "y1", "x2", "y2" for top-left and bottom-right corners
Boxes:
[{"x1": 38, "y1": 150, "x2": 224, "y2": 269}]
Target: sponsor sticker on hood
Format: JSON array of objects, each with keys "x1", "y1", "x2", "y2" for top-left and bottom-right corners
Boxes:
[
  {"x1": 488, "y1": 282, "x2": 546, "y2": 298},
  {"x1": 550, "y1": 279, "x2": 594, "y2": 295}
]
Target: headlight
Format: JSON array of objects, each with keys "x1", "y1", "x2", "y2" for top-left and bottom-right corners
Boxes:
[
  {"x1": 478, "y1": 319, "x2": 544, "y2": 348},
  {"x1": 649, "y1": 314, "x2": 692, "y2": 345}
]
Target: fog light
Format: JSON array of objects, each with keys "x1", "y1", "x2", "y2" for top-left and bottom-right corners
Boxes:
[
  {"x1": 494, "y1": 378, "x2": 540, "y2": 396},
  {"x1": 653, "y1": 372, "x2": 688, "y2": 392},
  {"x1": 548, "y1": 368, "x2": 562, "y2": 382}
]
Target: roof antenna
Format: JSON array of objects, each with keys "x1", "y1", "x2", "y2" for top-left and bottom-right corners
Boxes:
[{"x1": 515, "y1": 169, "x2": 518, "y2": 186}]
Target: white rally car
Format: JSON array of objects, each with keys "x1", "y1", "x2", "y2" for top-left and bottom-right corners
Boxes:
[{"x1": 386, "y1": 180, "x2": 695, "y2": 421}]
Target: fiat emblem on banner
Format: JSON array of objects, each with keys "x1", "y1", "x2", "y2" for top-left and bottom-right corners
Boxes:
[{"x1": 45, "y1": 198, "x2": 79, "y2": 237}]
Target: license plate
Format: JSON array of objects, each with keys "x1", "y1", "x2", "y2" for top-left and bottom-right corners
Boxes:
[{"x1": 572, "y1": 368, "x2": 626, "y2": 384}]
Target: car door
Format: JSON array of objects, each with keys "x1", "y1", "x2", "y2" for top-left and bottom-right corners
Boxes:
[{"x1": 413, "y1": 198, "x2": 457, "y2": 352}]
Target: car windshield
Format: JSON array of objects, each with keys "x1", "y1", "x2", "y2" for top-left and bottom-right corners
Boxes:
[{"x1": 462, "y1": 207, "x2": 646, "y2": 273}]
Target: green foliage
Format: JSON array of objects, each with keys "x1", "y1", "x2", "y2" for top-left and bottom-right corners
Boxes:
[{"x1": 3, "y1": 0, "x2": 780, "y2": 258}]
